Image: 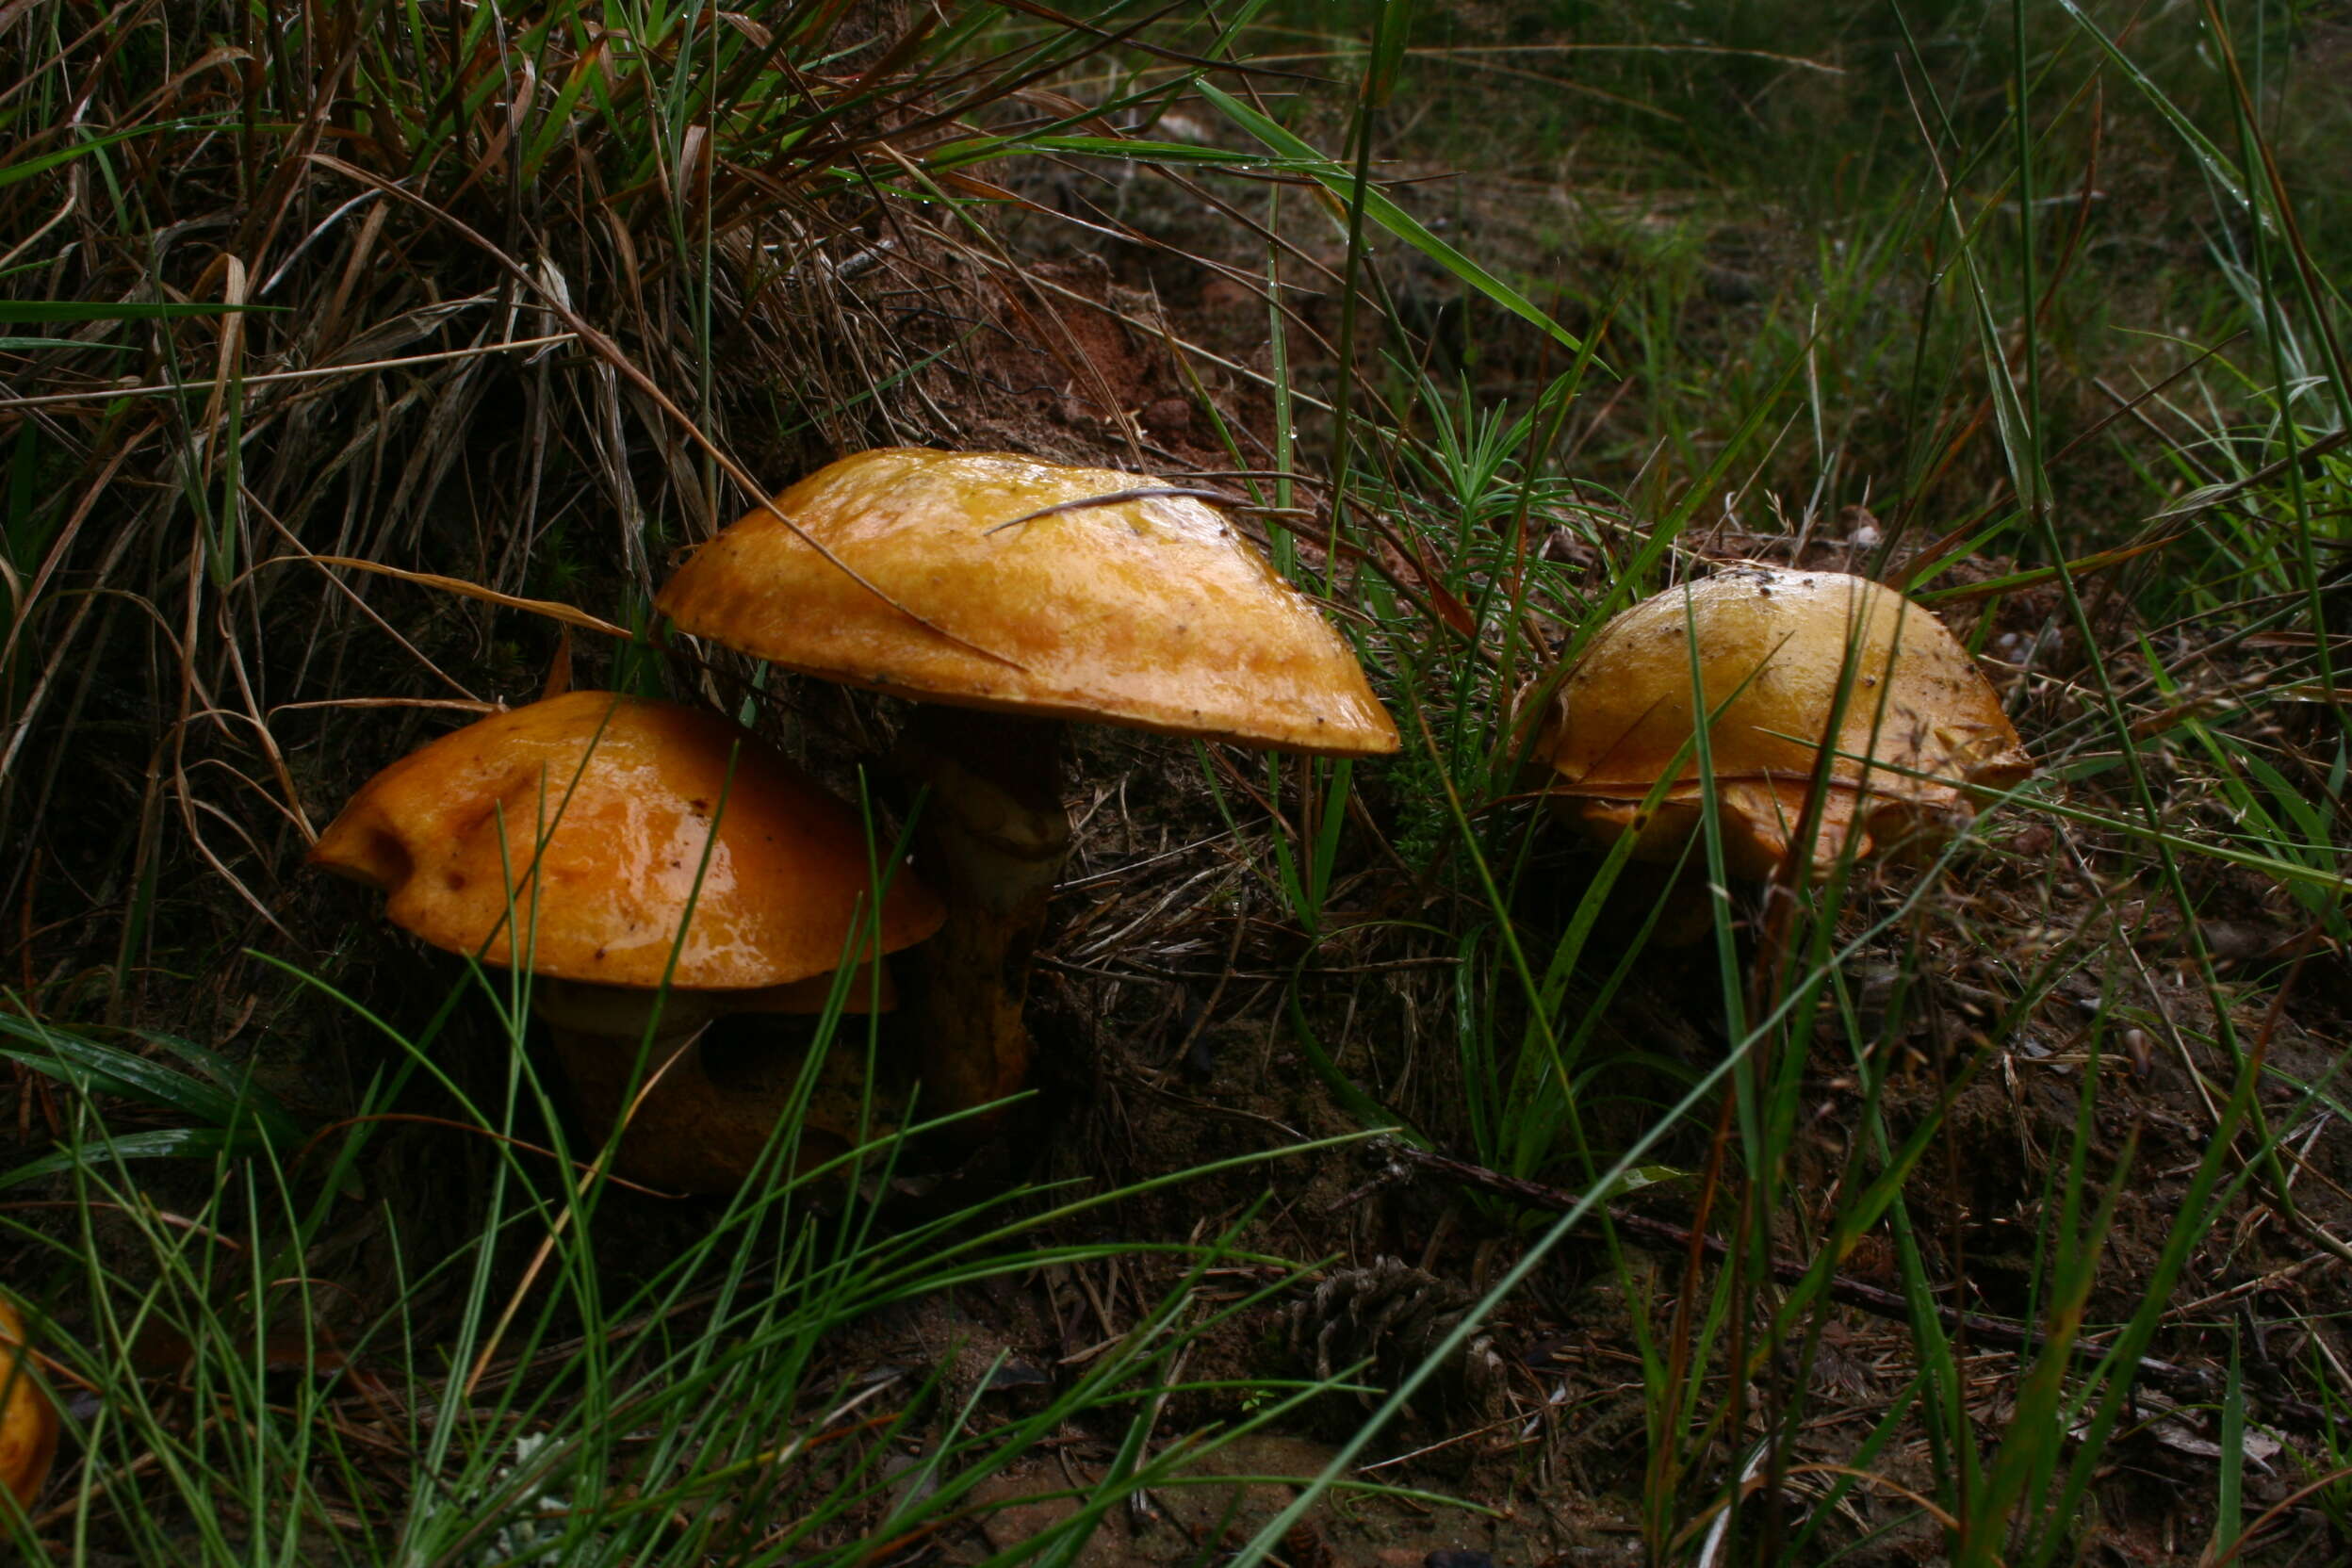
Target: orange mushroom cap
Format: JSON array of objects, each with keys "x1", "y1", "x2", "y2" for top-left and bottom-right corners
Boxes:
[
  {"x1": 310, "y1": 692, "x2": 944, "y2": 990},
  {"x1": 655, "y1": 449, "x2": 1400, "y2": 757},
  {"x1": 1537, "y1": 568, "x2": 2031, "y2": 875},
  {"x1": 0, "y1": 1298, "x2": 57, "y2": 1512}
]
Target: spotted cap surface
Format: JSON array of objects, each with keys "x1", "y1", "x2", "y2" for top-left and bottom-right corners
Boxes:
[{"x1": 1538, "y1": 568, "x2": 2031, "y2": 873}]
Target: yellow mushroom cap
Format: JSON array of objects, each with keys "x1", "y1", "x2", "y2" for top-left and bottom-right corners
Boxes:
[
  {"x1": 309, "y1": 692, "x2": 945, "y2": 990},
  {"x1": 1538, "y1": 568, "x2": 2030, "y2": 875},
  {"x1": 655, "y1": 449, "x2": 1400, "y2": 757},
  {"x1": 0, "y1": 1298, "x2": 57, "y2": 1511}
]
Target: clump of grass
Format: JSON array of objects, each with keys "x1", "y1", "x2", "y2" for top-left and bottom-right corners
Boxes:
[{"x1": 4, "y1": 975, "x2": 1375, "y2": 1560}]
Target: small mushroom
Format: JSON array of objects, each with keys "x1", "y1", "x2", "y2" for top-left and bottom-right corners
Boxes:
[
  {"x1": 1535, "y1": 567, "x2": 2031, "y2": 879},
  {"x1": 0, "y1": 1297, "x2": 57, "y2": 1513},
  {"x1": 309, "y1": 691, "x2": 945, "y2": 1191},
  {"x1": 656, "y1": 449, "x2": 1400, "y2": 1119}
]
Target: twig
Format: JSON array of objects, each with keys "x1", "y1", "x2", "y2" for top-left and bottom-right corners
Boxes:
[
  {"x1": 981, "y1": 486, "x2": 1255, "y2": 535},
  {"x1": 0, "y1": 333, "x2": 579, "y2": 412}
]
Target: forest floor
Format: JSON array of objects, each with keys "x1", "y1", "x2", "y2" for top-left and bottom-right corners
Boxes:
[{"x1": 4, "y1": 3, "x2": 2351, "y2": 1565}]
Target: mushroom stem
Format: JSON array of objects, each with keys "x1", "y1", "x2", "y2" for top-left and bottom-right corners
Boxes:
[
  {"x1": 534, "y1": 980, "x2": 880, "y2": 1193},
  {"x1": 892, "y1": 705, "x2": 1070, "y2": 1123}
]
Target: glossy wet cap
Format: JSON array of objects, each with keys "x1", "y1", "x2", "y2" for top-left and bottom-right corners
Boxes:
[
  {"x1": 0, "y1": 1297, "x2": 57, "y2": 1511},
  {"x1": 309, "y1": 692, "x2": 945, "y2": 989},
  {"x1": 1537, "y1": 568, "x2": 2031, "y2": 874},
  {"x1": 656, "y1": 449, "x2": 1400, "y2": 756}
]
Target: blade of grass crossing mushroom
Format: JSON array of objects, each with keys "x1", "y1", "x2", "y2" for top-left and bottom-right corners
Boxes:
[{"x1": 459, "y1": 700, "x2": 658, "y2": 1398}]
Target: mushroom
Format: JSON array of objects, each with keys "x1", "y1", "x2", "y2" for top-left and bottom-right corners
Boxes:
[
  {"x1": 1534, "y1": 567, "x2": 2031, "y2": 880},
  {"x1": 309, "y1": 690, "x2": 945, "y2": 1192},
  {"x1": 0, "y1": 1297, "x2": 56, "y2": 1514},
  {"x1": 655, "y1": 448, "x2": 1400, "y2": 1118}
]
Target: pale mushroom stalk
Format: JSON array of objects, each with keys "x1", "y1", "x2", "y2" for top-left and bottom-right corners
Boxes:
[
  {"x1": 890, "y1": 706, "x2": 1071, "y2": 1119},
  {"x1": 535, "y1": 980, "x2": 724, "y2": 1188},
  {"x1": 535, "y1": 975, "x2": 882, "y2": 1192}
]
